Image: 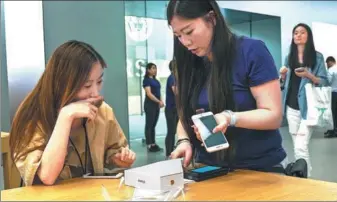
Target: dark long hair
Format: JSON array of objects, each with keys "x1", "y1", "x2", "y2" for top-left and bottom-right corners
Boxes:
[
  {"x1": 10, "y1": 40, "x2": 106, "y2": 163},
  {"x1": 144, "y1": 62, "x2": 157, "y2": 79},
  {"x1": 167, "y1": 0, "x2": 236, "y2": 139},
  {"x1": 288, "y1": 23, "x2": 317, "y2": 69},
  {"x1": 169, "y1": 59, "x2": 176, "y2": 72}
]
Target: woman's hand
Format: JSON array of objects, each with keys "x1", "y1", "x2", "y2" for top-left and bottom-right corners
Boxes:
[
  {"x1": 295, "y1": 67, "x2": 310, "y2": 78},
  {"x1": 60, "y1": 96, "x2": 103, "y2": 122},
  {"x1": 296, "y1": 67, "x2": 321, "y2": 84},
  {"x1": 170, "y1": 141, "x2": 193, "y2": 168},
  {"x1": 159, "y1": 101, "x2": 165, "y2": 108},
  {"x1": 111, "y1": 147, "x2": 136, "y2": 168},
  {"x1": 279, "y1": 66, "x2": 288, "y2": 80},
  {"x1": 192, "y1": 112, "x2": 230, "y2": 143}
]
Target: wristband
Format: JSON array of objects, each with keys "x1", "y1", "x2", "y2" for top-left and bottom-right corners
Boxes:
[
  {"x1": 175, "y1": 138, "x2": 190, "y2": 146},
  {"x1": 223, "y1": 110, "x2": 237, "y2": 127}
]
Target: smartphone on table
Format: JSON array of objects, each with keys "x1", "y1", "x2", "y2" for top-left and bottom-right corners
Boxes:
[
  {"x1": 191, "y1": 111, "x2": 229, "y2": 153},
  {"x1": 184, "y1": 165, "x2": 229, "y2": 182}
]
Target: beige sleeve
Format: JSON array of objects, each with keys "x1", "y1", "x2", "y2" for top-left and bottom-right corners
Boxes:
[
  {"x1": 15, "y1": 132, "x2": 45, "y2": 186},
  {"x1": 104, "y1": 107, "x2": 128, "y2": 165}
]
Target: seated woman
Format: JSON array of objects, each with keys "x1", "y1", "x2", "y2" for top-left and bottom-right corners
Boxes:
[{"x1": 9, "y1": 40, "x2": 136, "y2": 186}]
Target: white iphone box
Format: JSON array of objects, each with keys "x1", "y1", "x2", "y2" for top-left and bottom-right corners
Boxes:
[
  {"x1": 124, "y1": 158, "x2": 184, "y2": 192},
  {"x1": 192, "y1": 111, "x2": 229, "y2": 153}
]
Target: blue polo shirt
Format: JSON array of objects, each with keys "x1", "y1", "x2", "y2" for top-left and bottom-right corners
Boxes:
[
  {"x1": 143, "y1": 77, "x2": 161, "y2": 100},
  {"x1": 165, "y1": 74, "x2": 176, "y2": 109},
  {"x1": 193, "y1": 37, "x2": 286, "y2": 170}
]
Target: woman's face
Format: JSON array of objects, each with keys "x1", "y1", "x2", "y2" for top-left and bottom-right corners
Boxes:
[
  {"x1": 76, "y1": 62, "x2": 104, "y2": 102},
  {"x1": 170, "y1": 15, "x2": 214, "y2": 57},
  {"x1": 293, "y1": 26, "x2": 308, "y2": 46},
  {"x1": 148, "y1": 65, "x2": 157, "y2": 76}
]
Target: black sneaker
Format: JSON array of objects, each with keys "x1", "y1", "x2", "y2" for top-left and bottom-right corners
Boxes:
[
  {"x1": 153, "y1": 144, "x2": 163, "y2": 151},
  {"x1": 148, "y1": 145, "x2": 161, "y2": 152},
  {"x1": 324, "y1": 131, "x2": 337, "y2": 138},
  {"x1": 324, "y1": 130, "x2": 332, "y2": 137}
]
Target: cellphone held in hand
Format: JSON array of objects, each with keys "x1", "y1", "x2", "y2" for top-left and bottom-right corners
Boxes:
[
  {"x1": 295, "y1": 67, "x2": 305, "y2": 72},
  {"x1": 191, "y1": 111, "x2": 229, "y2": 153}
]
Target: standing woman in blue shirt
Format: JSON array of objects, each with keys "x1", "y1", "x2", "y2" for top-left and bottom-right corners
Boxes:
[
  {"x1": 279, "y1": 23, "x2": 328, "y2": 176},
  {"x1": 165, "y1": 59, "x2": 179, "y2": 157},
  {"x1": 143, "y1": 63, "x2": 164, "y2": 152},
  {"x1": 167, "y1": 0, "x2": 287, "y2": 172}
]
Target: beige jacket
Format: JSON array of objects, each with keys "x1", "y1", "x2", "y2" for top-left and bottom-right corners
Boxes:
[{"x1": 15, "y1": 102, "x2": 128, "y2": 186}]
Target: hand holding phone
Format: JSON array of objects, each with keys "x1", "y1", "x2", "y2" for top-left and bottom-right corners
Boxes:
[
  {"x1": 191, "y1": 112, "x2": 229, "y2": 153},
  {"x1": 192, "y1": 112, "x2": 230, "y2": 142},
  {"x1": 295, "y1": 67, "x2": 305, "y2": 72},
  {"x1": 294, "y1": 67, "x2": 310, "y2": 78}
]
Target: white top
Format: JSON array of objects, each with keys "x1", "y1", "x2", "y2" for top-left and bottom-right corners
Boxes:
[{"x1": 328, "y1": 65, "x2": 337, "y2": 92}]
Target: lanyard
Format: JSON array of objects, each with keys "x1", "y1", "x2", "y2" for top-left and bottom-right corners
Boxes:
[{"x1": 68, "y1": 120, "x2": 91, "y2": 175}]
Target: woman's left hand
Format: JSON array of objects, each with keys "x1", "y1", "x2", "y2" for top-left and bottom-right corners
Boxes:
[
  {"x1": 112, "y1": 147, "x2": 136, "y2": 168},
  {"x1": 193, "y1": 112, "x2": 230, "y2": 143}
]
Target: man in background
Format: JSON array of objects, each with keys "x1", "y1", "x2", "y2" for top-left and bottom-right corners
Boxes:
[{"x1": 325, "y1": 56, "x2": 337, "y2": 138}]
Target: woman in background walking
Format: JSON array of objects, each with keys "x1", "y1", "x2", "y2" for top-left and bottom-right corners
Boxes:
[{"x1": 280, "y1": 23, "x2": 328, "y2": 177}]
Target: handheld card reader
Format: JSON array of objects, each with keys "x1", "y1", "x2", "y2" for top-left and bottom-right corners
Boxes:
[{"x1": 183, "y1": 166, "x2": 230, "y2": 182}]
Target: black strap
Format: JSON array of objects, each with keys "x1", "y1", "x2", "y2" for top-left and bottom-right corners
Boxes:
[
  {"x1": 69, "y1": 137, "x2": 86, "y2": 174},
  {"x1": 176, "y1": 138, "x2": 190, "y2": 146},
  {"x1": 83, "y1": 120, "x2": 92, "y2": 174},
  {"x1": 68, "y1": 120, "x2": 90, "y2": 175}
]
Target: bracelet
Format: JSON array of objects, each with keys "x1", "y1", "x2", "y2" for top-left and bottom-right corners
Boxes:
[
  {"x1": 176, "y1": 138, "x2": 190, "y2": 146},
  {"x1": 223, "y1": 110, "x2": 237, "y2": 127}
]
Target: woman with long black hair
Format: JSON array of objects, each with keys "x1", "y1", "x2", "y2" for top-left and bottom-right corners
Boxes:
[
  {"x1": 280, "y1": 23, "x2": 328, "y2": 177},
  {"x1": 143, "y1": 63, "x2": 164, "y2": 152},
  {"x1": 167, "y1": 0, "x2": 287, "y2": 173}
]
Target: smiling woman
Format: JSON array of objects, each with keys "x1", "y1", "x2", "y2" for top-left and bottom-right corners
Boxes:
[
  {"x1": 166, "y1": 0, "x2": 287, "y2": 173},
  {"x1": 9, "y1": 40, "x2": 136, "y2": 186}
]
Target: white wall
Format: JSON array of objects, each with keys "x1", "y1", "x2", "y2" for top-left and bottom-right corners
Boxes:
[
  {"x1": 312, "y1": 22, "x2": 337, "y2": 63},
  {"x1": 4, "y1": 1, "x2": 45, "y2": 122},
  {"x1": 217, "y1": 1, "x2": 337, "y2": 64}
]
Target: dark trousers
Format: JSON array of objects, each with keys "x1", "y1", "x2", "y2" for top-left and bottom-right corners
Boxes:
[
  {"x1": 332, "y1": 92, "x2": 337, "y2": 130},
  {"x1": 165, "y1": 107, "x2": 178, "y2": 156},
  {"x1": 144, "y1": 100, "x2": 160, "y2": 145}
]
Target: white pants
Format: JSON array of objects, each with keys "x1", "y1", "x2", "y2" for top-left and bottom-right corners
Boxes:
[{"x1": 286, "y1": 106, "x2": 313, "y2": 177}]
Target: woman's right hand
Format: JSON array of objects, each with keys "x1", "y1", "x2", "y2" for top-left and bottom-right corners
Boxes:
[
  {"x1": 170, "y1": 141, "x2": 193, "y2": 168},
  {"x1": 60, "y1": 96, "x2": 103, "y2": 122},
  {"x1": 279, "y1": 66, "x2": 288, "y2": 80},
  {"x1": 159, "y1": 101, "x2": 165, "y2": 108}
]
